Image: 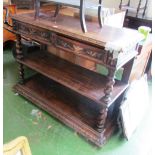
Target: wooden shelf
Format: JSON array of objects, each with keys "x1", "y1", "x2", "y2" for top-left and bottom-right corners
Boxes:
[
  {"x1": 14, "y1": 74, "x2": 98, "y2": 128},
  {"x1": 17, "y1": 51, "x2": 128, "y2": 106},
  {"x1": 13, "y1": 74, "x2": 116, "y2": 146},
  {"x1": 12, "y1": 10, "x2": 139, "y2": 146}
]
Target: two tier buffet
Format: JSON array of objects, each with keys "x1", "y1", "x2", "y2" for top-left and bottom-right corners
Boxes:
[{"x1": 12, "y1": 4, "x2": 143, "y2": 146}]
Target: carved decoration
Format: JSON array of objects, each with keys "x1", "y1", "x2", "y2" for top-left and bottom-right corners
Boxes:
[
  {"x1": 96, "y1": 69, "x2": 116, "y2": 132},
  {"x1": 13, "y1": 20, "x2": 118, "y2": 68},
  {"x1": 18, "y1": 63, "x2": 24, "y2": 84},
  {"x1": 103, "y1": 69, "x2": 116, "y2": 104},
  {"x1": 16, "y1": 34, "x2": 23, "y2": 59},
  {"x1": 80, "y1": 48, "x2": 104, "y2": 60},
  {"x1": 13, "y1": 21, "x2": 52, "y2": 42},
  {"x1": 56, "y1": 37, "x2": 75, "y2": 51},
  {"x1": 54, "y1": 37, "x2": 107, "y2": 62},
  {"x1": 12, "y1": 20, "x2": 19, "y2": 31},
  {"x1": 96, "y1": 107, "x2": 108, "y2": 132},
  {"x1": 106, "y1": 52, "x2": 118, "y2": 68},
  {"x1": 15, "y1": 33, "x2": 25, "y2": 84}
]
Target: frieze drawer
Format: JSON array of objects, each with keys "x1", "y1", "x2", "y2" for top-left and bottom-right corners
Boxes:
[
  {"x1": 53, "y1": 35, "x2": 108, "y2": 64},
  {"x1": 13, "y1": 21, "x2": 53, "y2": 45},
  {"x1": 13, "y1": 21, "x2": 108, "y2": 65}
]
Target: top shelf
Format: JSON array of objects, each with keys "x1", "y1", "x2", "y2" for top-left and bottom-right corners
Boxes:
[
  {"x1": 12, "y1": 12, "x2": 143, "y2": 48},
  {"x1": 17, "y1": 50, "x2": 128, "y2": 106}
]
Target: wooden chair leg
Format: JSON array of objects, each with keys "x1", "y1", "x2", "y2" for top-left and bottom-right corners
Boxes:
[
  {"x1": 98, "y1": 0, "x2": 103, "y2": 28},
  {"x1": 53, "y1": 4, "x2": 60, "y2": 18},
  {"x1": 34, "y1": 0, "x2": 40, "y2": 19},
  {"x1": 119, "y1": 0, "x2": 123, "y2": 9},
  {"x1": 142, "y1": 0, "x2": 148, "y2": 17},
  {"x1": 136, "y1": 0, "x2": 142, "y2": 17},
  {"x1": 80, "y1": 0, "x2": 87, "y2": 33}
]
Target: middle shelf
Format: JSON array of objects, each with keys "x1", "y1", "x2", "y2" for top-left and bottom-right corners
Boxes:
[{"x1": 17, "y1": 50, "x2": 128, "y2": 106}]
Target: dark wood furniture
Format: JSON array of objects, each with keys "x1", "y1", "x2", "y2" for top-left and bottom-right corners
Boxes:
[
  {"x1": 129, "y1": 35, "x2": 152, "y2": 81},
  {"x1": 123, "y1": 12, "x2": 152, "y2": 80},
  {"x1": 34, "y1": 0, "x2": 103, "y2": 32},
  {"x1": 123, "y1": 12, "x2": 152, "y2": 31},
  {"x1": 12, "y1": 11, "x2": 142, "y2": 146},
  {"x1": 3, "y1": 3, "x2": 37, "y2": 44},
  {"x1": 3, "y1": 4, "x2": 16, "y2": 43},
  {"x1": 119, "y1": 0, "x2": 148, "y2": 17},
  {"x1": 11, "y1": 0, "x2": 35, "y2": 9}
]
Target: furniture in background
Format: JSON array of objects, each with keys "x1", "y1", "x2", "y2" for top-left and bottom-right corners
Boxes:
[
  {"x1": 123, "y1": 12, "x2": 152, "y2": 80},
  {"x1": 129, "y1": 35, "x2": 152, "y2": 82},
  {"x1": 119, "y1": 0, "x2": 148, "y2": 17},
  {"x1": 34, "y1": 0, "x2": 104, "y2": 33},
  {"x1": 3, "y1": 2, "x2": 57, "y2": 44},
  {"x1": 12, "y1": 10, "x2": 142, "y2": 146},
  {"x1": 11, "y1": 0, "x2": 35, "y2": 9},
  {"x1": 3, "y1": 136, "x2": 32, "y2": 155},
  {"x1": 3, "y1": 3, "x2": 16, "y2": 43},
  {"x1": 123, "y1": 12, "x2": 152, "y2": 31}
]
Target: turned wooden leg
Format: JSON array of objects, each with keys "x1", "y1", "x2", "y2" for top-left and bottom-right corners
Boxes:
[
  {"x1": 96, "y1": 107, "x2": 108, "y2": 132},
  {"x1": 103, "y1": 69, "x2": 115, "y2": 104},
  {"x1": 136, "y1": 0, "x2": 142, "y2": 17},
  {"x1": 16, "y1": 34, "x2": 25, "y2": 84},
  {"x1": 18, "y1": 63, "x2": 24, "y2": 84},
  {"x1": 80, "y1": 0, "x2": 87, "y2": 33},
  {"x1": 34, "y1": 0, "x2": 40, "y2": 19},
  {"x1": 16, "y1": 34, "x2": 23, "y2": 59},
  {"x1": 98, "y1": 0, "x2": 103, "y2": 28},
  {"x1": 96, "y1": 69, "x2": 115, "y2": 132},
  {"x1": 142, "y1": 0, "x2": 148, "y2": 17}
]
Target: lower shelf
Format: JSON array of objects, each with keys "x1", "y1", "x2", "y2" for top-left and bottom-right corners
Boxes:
[
  {"x1": 17, "y1": 51, "x2": 129, "y2": 106},
  {"x1": 13, "y1": 74, "x2": 116, "y2": 146}
]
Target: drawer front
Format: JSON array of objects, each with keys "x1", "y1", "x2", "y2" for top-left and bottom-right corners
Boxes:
[
  {"x1": 13, "y1": 20, "x2": 116, "y2": 67},
  {"x1": 13, "y1": 21, "x2": 53, "y2": 44},
  {"x1": 53, "y1": 35, "x2": 108, "y2": 64}
]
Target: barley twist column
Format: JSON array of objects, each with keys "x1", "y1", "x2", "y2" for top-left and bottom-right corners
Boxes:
[
  {"x1": 96, "y1": 69, "x2": 115, "y2": 132},
  {"x1": 16, "y1": 34, "x2": 24, "y2": 84}
]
